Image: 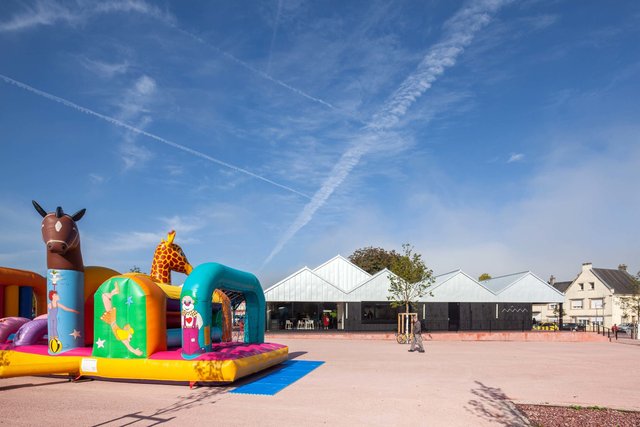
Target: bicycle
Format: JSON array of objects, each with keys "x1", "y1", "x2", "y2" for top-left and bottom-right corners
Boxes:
[{"x1": 396, "y1": 332, "x2": 414, "y2": 344}]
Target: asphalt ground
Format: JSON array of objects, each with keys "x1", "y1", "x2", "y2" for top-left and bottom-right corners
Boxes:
[{"x1": 0, "y1": 339, "x2": 638, "y2": 426}]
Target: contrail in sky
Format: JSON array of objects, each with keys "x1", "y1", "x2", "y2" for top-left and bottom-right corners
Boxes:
[
  {"x1": 171, "y1": 25, "x2": 336, "y2": 111},
  {"x1": 0, "y1": 73, "x2": 311, "y2": 200},
  {"x1": 262, "y1": 0, "x2": 509, "y2": 268},
  {"x1": 266, "y1": 0, "x2": 283, "y2": 74}
]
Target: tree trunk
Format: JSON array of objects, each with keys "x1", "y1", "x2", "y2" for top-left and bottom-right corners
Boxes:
[{"x1": 405, "y1": 302, "x2": 409, "y2": 336}]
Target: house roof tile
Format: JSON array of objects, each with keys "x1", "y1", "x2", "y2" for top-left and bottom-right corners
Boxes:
[
  {"x1": 592, "y1": 268, "x2": 638, "y2": 294},
  {"x1": 552, "y1": 281, "x2": 572, "y2": 293}
]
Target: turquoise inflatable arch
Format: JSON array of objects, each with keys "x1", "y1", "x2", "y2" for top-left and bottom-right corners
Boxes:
[{"x1": 179, "y1": 263, "x2": 265, "y2": 359}]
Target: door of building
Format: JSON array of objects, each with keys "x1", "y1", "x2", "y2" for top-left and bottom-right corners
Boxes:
[{"x1": 448, "y1": 302, "x2": 460, "y2": 331}]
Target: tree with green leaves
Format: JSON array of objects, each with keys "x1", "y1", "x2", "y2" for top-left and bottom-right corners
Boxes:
[
  {"x1": 349, "y1": 246, "x2": 400, "y2": 275},
  {"x1": 129, "y1": 265, "x2": 144, "y2": 274},
  {"x1": 478, "y1": 273, "x2": 492, "y2": 281},
  {"x1": 387, "y1": 244, "x2": 434, "y2": 315}
]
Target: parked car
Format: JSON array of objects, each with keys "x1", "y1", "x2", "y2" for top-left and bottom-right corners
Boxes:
[
  {"x1": 618, "y1": 323, "x2": 634, "y2": 334},
  {"x1": 561, "y1": 323, "x2": 585, "y2": 332}
]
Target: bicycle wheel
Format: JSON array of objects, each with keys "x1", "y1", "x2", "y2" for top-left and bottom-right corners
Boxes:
[{"x1": 396, "y1": 333, "x2": 407, "y2": 344}]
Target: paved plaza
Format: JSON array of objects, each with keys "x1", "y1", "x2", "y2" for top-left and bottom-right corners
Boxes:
[{"x1": 1, "y1": 338, "x2": 638, "y2": 426}]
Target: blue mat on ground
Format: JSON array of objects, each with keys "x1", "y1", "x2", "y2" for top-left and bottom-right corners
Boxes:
[{"x1": 230, "y1": 360, "x2": 324, "y2": 395}]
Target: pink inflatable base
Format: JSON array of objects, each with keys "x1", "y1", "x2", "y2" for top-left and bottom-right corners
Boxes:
[{"x1": 1, "y1": 342, "x2": 287, "y2": 361}]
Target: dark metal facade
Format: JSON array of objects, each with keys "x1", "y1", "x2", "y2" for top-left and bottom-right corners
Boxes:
[{"x1": 267, "y1": 301, "x2": 533, "y2": 332}]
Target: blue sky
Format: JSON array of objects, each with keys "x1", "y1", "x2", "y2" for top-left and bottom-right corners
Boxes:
[{"x1": 1, "y1": 0, "x2": 638, "y2": 287}]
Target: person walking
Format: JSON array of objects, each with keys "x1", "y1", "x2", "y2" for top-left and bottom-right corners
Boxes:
[
  {"x1": 408, "y1": 315, "x2": 425, "y2": 353},
  {"x1": 612, "y1": 324, "x2": 619, "y2": 339}
]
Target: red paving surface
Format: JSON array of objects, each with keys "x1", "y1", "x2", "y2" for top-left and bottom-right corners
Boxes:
[
  {"x1": 0, "y1": 337, "x2": 638, "y2": 426},
  {"x1": 266, "y1": 330, "x2": 610, "y2": 342}
]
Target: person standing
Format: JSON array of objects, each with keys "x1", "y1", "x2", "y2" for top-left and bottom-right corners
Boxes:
[
  {"x1": 612, "y1": 324, "x2": 619, "y2": 339},
  {"x1": 408, "y1": 316, "x2": 425, "y2": 353}
]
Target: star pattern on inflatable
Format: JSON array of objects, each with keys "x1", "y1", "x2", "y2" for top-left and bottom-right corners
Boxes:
[
  {"x1": 96, "y1": 338, "x2": 106, "y2": 348},
  {"x1": 70, "y1": 329, "x2": 81, "y2": 340},
  {"x1": 125, "y1": 296, "x2": 134, "y2": 306}
]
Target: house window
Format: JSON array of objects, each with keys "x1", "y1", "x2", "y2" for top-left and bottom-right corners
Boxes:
[
  {"x1": 548, "y1": 303, "x2": 557, "y2": 310},
  {"x1": 590, "y1": 299, "x2": 603, "y2": 309},
  {"x1": 571, "y1": 299, "x2": 583, "y2": 309},
  {"x1": 579, "y1": 283, "x2": 584, "y2": 291},
  {"x1": 589, "y1": 282, "x2": 595, "y2": 290}
]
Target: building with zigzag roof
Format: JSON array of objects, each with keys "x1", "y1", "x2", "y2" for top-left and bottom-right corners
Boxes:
[{"x1": 265, "y1": 255, "x2": 563, "y2": 332}]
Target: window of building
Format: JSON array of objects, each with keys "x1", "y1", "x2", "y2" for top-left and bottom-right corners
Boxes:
[
  {"x1": 579, "y1": 283, "x2": 584, "y2": 291},
  {"x1": 571, "y1": 299, "x2": 583, "y2": 309},
  {"x1": 590, "y1": 299, "x2": 603, "y2": 309},
  {"x1": 589, "y1": 282, "x2": 595, "y2": 290},
  {"x1": 548, "y1": 303, "x2": 557, "y2": 310},
  {"x1": 361, "y1": 302, "x2": 398, "y2": 323}
]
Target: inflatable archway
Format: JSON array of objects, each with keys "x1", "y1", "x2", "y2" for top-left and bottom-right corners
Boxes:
[{"x1": 179, "y1": 263, "x2": 265, "y2": 359}]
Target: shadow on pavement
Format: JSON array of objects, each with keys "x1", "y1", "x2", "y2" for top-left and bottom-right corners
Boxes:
[
  {"x1": 465, "y1": 380, "x2": 531, "y2": 426},
  {"x1": 288, "y1": 351, "x2": 308, "y2": 360},
  {"x1": 0, "y1": 378, "x2": 70, "y2": 392},
  {"x1": 92, "y1": 411, "x2": 176, "y2": 426},
  {"x1": 89, "y1": 354, "x2": 307, "y2": 425},
  {"x1": 92, "y1": 384, "x2": 230, "y2": 426}
]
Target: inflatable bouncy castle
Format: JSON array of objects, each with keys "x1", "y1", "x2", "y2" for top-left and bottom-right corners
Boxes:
[{"x1": 0, "y1": 201, "x2": 288, "y2": 385}]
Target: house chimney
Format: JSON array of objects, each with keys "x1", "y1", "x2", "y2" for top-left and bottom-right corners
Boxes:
[
  {"x1": 618, "y1": 264, "x2": 627, "y2": 272},
  {"x1": 548, "y1": 275, "x2": 556, "y2": 285},
  {"x1": 581, "y1": 262, "x2": 592, "y2": 273}
]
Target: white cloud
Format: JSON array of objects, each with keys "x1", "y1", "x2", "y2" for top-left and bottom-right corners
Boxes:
[
  {"x1": 280, "y1": 124, "x2": 640, "y2": 284},
  {"x1": 117, "y1": 76, "x2": 157, "y2": 170},
  {"x1": 0, "y1": 0, "x2": 174, "y2": 33},
  {"x1": 93, "y1": 231, "x2": 163, "y2": 253},
  {"x1": 0, "y1": 74, "x2": 310, "y2": 198},
  {"x1": 165, "y1": 165, "x2": 184, "y2": 176},
  {"x1": 81, "y1": 58, "x2": 130, "y2": 79},
  {"x1": 262, "y1": 0, "x2": 510, "y2": 268},
  {"x1": 120, "y1": 135, "x2": 153, "y2": 170},
  {"x1": 119, "y1": 75, "x2": 157, "y2": 120},
  {"x1": 415, "y1": 127, "x2": 639, "y2": 280},
  {"x1": 507, "y1": 153, "x2": 524, "y2": 163},
  {"x1": 89, "y1": 173, "x2": 105, "y2": 184},
  {"x1": 0, "y1": 1, "x2": 76, "y2": 32},
  {"x1": 159, "y1": 215, "x2": 205, "y2": 235},
  {"x1": 94, "y1": 0, "x2": 174, "y2": 23},
  {"x1": 522, "y1": 14, "x2": 559, "y2": 31},
  {"x1": 134, "y1": 75, "x2": 156, "y2": 95}
]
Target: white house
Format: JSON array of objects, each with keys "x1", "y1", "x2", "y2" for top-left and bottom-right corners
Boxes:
[{"x1": 562, "y1": 262, "x2": 637, "y2": 327}]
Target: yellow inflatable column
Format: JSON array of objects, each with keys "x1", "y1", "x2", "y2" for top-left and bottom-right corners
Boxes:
[{"x1": 4, "y1": 285, "x2": 19, "y2": 317}]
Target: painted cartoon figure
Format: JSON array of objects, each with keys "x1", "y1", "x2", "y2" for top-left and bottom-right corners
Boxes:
[
  {"x1": 100, "y1": 282, "x2": 143, "y2": 356},
  {"x1": 47, "y1": 290, "x2": 79, "y2": 338},
  {"x1": 181, "y1": 295, "x2": 203, "y2": 355},
  {"x1": 47, "y1": 269, "x2": 80, "y2": 353}
]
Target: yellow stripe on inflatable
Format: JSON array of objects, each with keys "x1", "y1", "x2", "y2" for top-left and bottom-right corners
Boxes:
[
  {"x1": 0, "y1": 350, "x2": 81, "y2": 378},
  {"x1": 77, "y1": 347, "x2": 289, "y2": 383},
  {"x1": 0, "y1": 345, "x2": 288, "y2": 383}
]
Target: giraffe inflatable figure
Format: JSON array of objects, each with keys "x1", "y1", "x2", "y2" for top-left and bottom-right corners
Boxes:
[
  {"x1": 150, "y1": 231, "x2": 232, "y2": 342},
  {"x1": 150, "y1": 230, "x2": 193, "y2": 284}
]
